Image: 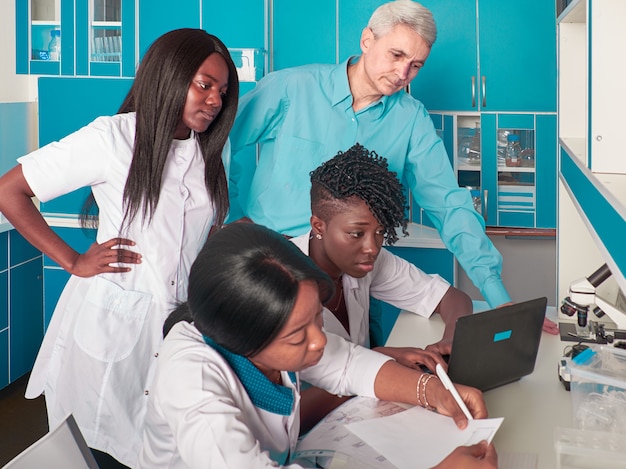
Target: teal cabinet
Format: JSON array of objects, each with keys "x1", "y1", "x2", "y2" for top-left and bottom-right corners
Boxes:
[
  {"x1": 138, "y1": 0, "x2": 199, "y2": 57},
  {"x1": 0, "y1": 231, "x2": 7, "y2": 271},
  {"x1": 409, "y1": 0, "x2": 478, "y2": 112},
  {"x1": 43, "y1": 268, "x2": 69, "y2": 330},
  {"x1": 0, "y1": 233, "x2": 8, "y2": 389},
  {"x1": 204, "y1": 0, "x2": 265, "y2": 49},
  {"x1": 338, "y1": 0, "x2": 389, "y2": 60},
  {"x1": 410, "y1": 113, "x2": 455, "y2": 229},
  {"x1": 375, "y1": 244, "x2": 455, "y2": 346},
  {"x1": 43, "y1": 227, "x2": 96, "y2": 330},
  {"x1": 16, "y1": 0, "x2": 136, "y2": 77},
  {"x1": 477, "y1": 0, "x2": 556, "y2": 112},
  {"x1": 10, "y1": 258, "x2": 44, "y2": 381},
  {"x1": 453, "y1": 112, "x2": 556, "y2": 229},
  {"x1": 0, "y1": 328, "x2": 8, "y2": 389},
  {"x1": 0, "y1": 271, "x2": 7, "y2": 332},
  {"x1": 272, "y1": 0, "x2": 336, "y2": 70},
  {"x1": 408, "y1": 0, "x2": 558, "y2": 229},
  {"x1": 37, "y1": 77, "x2": 132, "y2": 215},
  {"x1": 4, "y1": 231, "x2": 43, "y2": 385},
  {"x1": 413, "y1": 0, "x2": 556, "y2": 113}
]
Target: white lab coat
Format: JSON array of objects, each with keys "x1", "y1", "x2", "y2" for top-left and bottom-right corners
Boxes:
[
  {"x1": 138, "y1": 321, "x2": 392, "y2": 468},
  {"x1": 18, "y1": 112, "x2": 223, "y2": 467},
  {"x1": 290, "y1": 232, "x2": 450, "y2": 347}
]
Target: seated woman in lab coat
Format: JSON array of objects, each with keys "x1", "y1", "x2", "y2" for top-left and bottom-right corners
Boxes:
[
  {"x1": 138, "y1": 223, "x2": 497, "y2": 468},
  {"x1": 293, "y1": 143, "x2": 474, "y2": 431}
]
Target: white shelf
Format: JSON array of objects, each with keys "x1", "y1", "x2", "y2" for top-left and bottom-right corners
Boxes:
[
  {"x1": 91, "y1": 21, "x2": 121, "y2": 27},
  {"x1": 559, "y1": 147, "x2": 626, "y2": 305},
  {"x1": 497, "y1": 165, "x2": 535, "y2": 172},
  {"x1": 457, "y1": 163, "x2": 481, "y2": 171},
  {"x1": 557, "y1": 0, "x2": 626, "y2": 307},
  {"x1": 559, "y1": 137, "x2": 586, "y2": 162}
]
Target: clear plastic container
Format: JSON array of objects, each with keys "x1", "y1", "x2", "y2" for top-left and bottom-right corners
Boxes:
[
  {"x1": 568, "y1": 345, "x2": 626, "y2": 433},
  {"x1": 48, "y1": 29, "x2": 61, "y2": 61},
  {"x1": 505, "y1": 134, "x2": 521, "y2": 167},
  {"x1": 555, "y1": 426, "x2": 626, "y2": 469}
]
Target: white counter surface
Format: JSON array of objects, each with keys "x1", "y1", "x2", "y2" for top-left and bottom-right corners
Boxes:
[{"x1": 386, "y1": 306, "x2": 574, "y2": 469}]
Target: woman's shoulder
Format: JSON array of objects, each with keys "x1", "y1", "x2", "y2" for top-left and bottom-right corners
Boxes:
[
  {"x1": 162, "y1": 322, "x2": 230, "y2": 369},
  {"x1": 88, "y1": 112, "x2": 136, "y2": 134}
]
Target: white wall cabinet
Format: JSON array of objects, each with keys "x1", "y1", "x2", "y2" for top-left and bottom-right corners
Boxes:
[{"x1": 557, "y1": 0, "x2": 626, "y2": 306}]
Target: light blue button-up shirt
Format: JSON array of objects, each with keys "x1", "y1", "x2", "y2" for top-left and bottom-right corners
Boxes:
[{"x1": 229, "y1": 58, "x2": 510, "y2": 308}]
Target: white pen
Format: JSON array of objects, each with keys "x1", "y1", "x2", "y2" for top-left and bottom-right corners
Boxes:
[{"x1": 435, "y1": 363, "x2": 474, "y2": 421}]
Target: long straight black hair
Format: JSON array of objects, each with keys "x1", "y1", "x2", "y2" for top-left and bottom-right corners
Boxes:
[
  {"x1": 81, "y1": 28, "x2": 238, "y2": 230},
  {"x1": 164, "y1": 223, "x2": 334, "y2": 357}
]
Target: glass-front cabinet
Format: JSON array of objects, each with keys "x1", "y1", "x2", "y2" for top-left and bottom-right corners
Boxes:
[
  {"x1": 20, "y1": 0, "x2": 63, "y2": 75},
  {"x1": 456, "y1": 115, "x2": 483, "y2": 219},
  {"x1": 16, "y1": 0, "x2": 135, "y2": 77},
  {"x1": 90, "y1": 0, "x2": 121, "y2": 65},
  {"x1": 444, "y1": 112, "x2": 556, "y2": 229}
]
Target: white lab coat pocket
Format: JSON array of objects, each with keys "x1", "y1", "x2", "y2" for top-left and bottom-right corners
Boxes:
[{"x1": 73, "y1": 276, "x2": 152, "y2": 362}]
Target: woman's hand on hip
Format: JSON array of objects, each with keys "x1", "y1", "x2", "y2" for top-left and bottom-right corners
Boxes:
[{"x1": 69, "y1": 237, "x2": 141, "y2": 277}]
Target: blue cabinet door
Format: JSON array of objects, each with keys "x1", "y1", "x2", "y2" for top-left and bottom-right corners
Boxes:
[
  {"x1": 337, "y1": 0, "x2": 383, "y2": 61},
  {"x1": 139, "y1": 0, "x2": 200, "y2": 59},
  {"x1": 75, "y1": 0, "x2": 136, "y2": 77},
  {"x1": 478, "y1": 0, "x2": 556, "y2": 112},
  {"x1": 43, "y1": 268, "x2": 70, "y2": 331},
  {"x1": 0, "y1": 235, "x2": 7, "y2": 389},
  {"x1": 43, "y1": 226, "x2": 96, "y2": 330},
  {"x1": 410, "y1": 0, "x2": 478, "y2": 111},
  {"x1": 272, "y1": 0, "x2": 336, "y2": 70},
  {"x1": 478, "y1": 113, "x2": 556, "y2": 229},
  {"x1": 204, "y1": 0, "x2": 265, "y2": 49},
  {"x1": 16, "y1": 0, "x2": 68, "y2": 76},
  {"x1": 375, "y1": 246, "x2": 455, "y2": 345},
  {"x1": 17, "y1": 0, "x2": 135, "y2": 77},
  {"x1": 410, "y1": 112, "x2": 455, "y2": 228},
  {"x1": 9, "y1": 258, "x2": 43, "y2": 382},
  {"x1": 37, "y1": 77, "x2": 132, "y2": 216},
  {"x1": 535, "y1": 114, "x2": 557, "y2": 228},
  {"x1": 0, "y1": 329, "x2": 8, "y2": 389},
  {"x1": 411, "y1": 0, "x2": 556, "y2": 113},
  {"x1": 0, "y1": 270, "x2": 8, "y2": 332}
]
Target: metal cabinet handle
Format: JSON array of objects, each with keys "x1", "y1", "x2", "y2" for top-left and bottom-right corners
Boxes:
[
  {"x1": 471, "y1": 76, "x2": 476, "y2": 108},
  {"x1": 483, "y1": 189, "x2": 488, "y2": 222},
  {"x1": 481, "y1": 76, "x2": 486, "y2": 108}
]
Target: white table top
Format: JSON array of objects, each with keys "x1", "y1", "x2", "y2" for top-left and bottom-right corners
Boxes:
[{"x1": 386, "y1": 308, "x2": 574, "y2": 469}]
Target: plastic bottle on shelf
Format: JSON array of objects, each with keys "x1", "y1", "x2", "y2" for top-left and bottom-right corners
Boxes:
[
  {"x1": 505, "y1": 134, "x2": 521, "y2": 167},
  {"x1": 48, "y1": 29, "x2": 61, "y2": 61}
]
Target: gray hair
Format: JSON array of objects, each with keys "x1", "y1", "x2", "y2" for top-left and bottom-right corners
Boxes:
[{"x1": 367, "y1": 0, "x2": 437, "y2": 47}]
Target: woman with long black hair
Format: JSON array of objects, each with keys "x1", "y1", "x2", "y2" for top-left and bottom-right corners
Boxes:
[{"x1": 0, "y1": 28, "x2": 238, "y2": 467}]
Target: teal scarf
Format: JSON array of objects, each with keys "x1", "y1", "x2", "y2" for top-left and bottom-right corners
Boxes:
[{"x1": 203, "y1": 336, "x2": 297, "y2": 416}]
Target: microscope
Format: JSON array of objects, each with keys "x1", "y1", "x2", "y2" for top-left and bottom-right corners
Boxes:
[
  {"x1": 560, "y1": 264, "x2": 626, "y2": 343},
  {"x1": 557, "y1": 264, "x2": 626, "y2": 389}
]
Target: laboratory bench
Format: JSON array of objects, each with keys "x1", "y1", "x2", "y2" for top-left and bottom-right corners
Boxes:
[{"x1": 386, "y1": 306, "x2": 574, "y2": 469}]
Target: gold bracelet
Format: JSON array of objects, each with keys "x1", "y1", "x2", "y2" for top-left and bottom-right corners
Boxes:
[
  {"x1": 421, "y1": 374, "x2": 438, "y2": 411},
  {"x1": 416, "y1": 373, "x2": 426, "y2": 407}
]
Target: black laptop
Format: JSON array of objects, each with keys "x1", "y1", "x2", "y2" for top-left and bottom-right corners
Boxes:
[{"x1": 446, "y1": 297, "x2": 547, "y2": 391}]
